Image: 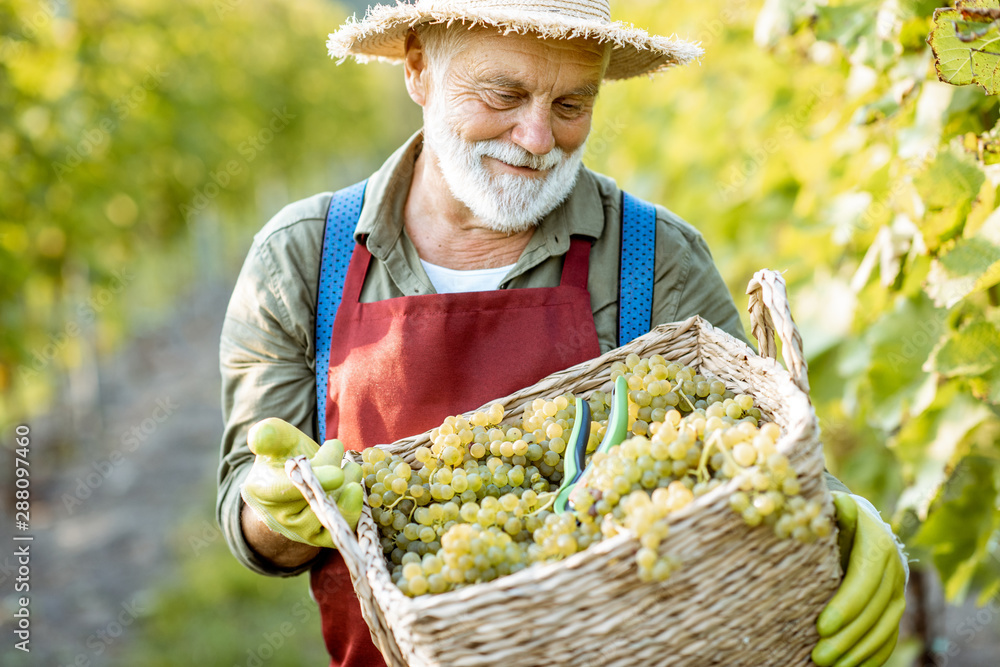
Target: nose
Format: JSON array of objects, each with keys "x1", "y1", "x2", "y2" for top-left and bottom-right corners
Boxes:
[{"x1": 510, "y1": 102, "x2": 556, "y2": 157}]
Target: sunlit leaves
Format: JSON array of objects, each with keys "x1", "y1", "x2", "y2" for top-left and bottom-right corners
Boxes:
[
  {"x1": 1, "y1": 0, "x2": 411, "y2": 424},
  {"x1": 914, "y1": 148, "x2": 986, "y2": 250},
  {"x1": 968, "y1": 366, "x2": 1000, "y2": 404},
  {"x1": 931, "y1": 318, "x2": 1000, "y2": 375},
  {"x1": 929, "y1": 0, "x2": 1000, "y2": 94},
  {"x1": 924, "y1": 180, "x2": 1000, "y2": 306},
  {"x1": 928, "y1": 314, "x2": 1000, "y2": 405},
  {"x1": 839, "y1": 293, "x2": 944, "y2": 431},
  {"x1": 913, "y1": 456, "x2": 1000, "y2": 601},
  {"x1": 815, "y1": 2, "x2": 899, "y2": 69},
  {"x1": 925, "y1": 235, "x2": 1000, "y2": 306},
  {"x1": 893, "y1": 384, "x2": 993, "y2": 520},
  {"x1": 815, "y1": 3, "x2": 878, "y2": 47},
  {"x1": 741, "y1": 0, "x2": 1000, "y2": 606}
]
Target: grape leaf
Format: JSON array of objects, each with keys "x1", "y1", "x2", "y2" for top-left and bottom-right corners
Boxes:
[
  {"x1": 912, "y1": 456, "x2": 1000, "y2": 601},
  {"x1": 813, "y1": 2, "x2": 900, "y2": 69},
  {"x1": 815, "y1": 4, "x2": 876, "y2": 48},
  {"x1": 901, "y1": 0, "x2": 949, "y2": 20},
  {"x1": 914, "y1": 148, "x2": 986, "y2": 249},
  {"x1": 894, "y1": 384, "x2": 993, "y2": 518},
  {"x1": 929, "y1": 0, "x2": 1000, "y2": 94},
  {"x1": 925, "y1": 237, "x2": 1000, "y2": 306},
  {"x1": 925, "y1": 205, "x2": 1000, "y2": 306},
  {"x1": 841, "y1": 294, "x2": 945, "y2": 432},
  {"x1": 915, "y1": 149, "x2": 985, "y2": 212},
  {"x1": 969, "y1": 366, "x2": 1000, "y2": 403},
  {"x1": 929, "y1": 318, "x2": 1000, "y2": 375}
]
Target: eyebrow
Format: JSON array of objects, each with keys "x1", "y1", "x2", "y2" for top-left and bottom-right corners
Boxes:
[
  {"x1": 479, "y1": 74, "x2": 600, "y2": 98},
  {"x1": 569, "y1": 82, "x2": 601, "y2": 98}
]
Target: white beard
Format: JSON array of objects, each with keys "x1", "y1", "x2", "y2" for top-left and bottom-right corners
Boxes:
[{"x1": 423, "y1": 101, "x2": 587, "y2": 235}]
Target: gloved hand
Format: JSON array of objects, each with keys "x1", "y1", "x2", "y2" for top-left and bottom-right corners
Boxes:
[
  {"x1": 812, "y1": 492, "x2": 907, "y2": 667},
  {"x1": 240, "y1": 417, "x2": 364, "y2": 548}
]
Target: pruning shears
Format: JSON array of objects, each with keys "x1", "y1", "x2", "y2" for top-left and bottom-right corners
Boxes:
[{"x1": 553, "y1": 375, "x2": 631, "y2": 514}]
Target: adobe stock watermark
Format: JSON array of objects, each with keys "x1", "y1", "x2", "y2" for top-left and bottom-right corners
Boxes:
[
  {"x1": 929, "y1": 580, "x2": 1000, "y2": 667},
  {"x1": 61, "y1": 397, "x2": 178, "y2": 514},
  {"x1": 188, "y1": 519, "x2": 223, "y2": 556},
  {"x1": 0, "y1": 556, "x2": 16, "y2": 587},
  {"x1": 584, "y1": 116, "x2": 625, "y2": 160},
  {"x1": 214, "y1": 0, "x2": 246, "y2": 20},
  {"x1": 844, "y1": 147, "x2": 973, "y2": 246},
  {"x1": 1, "y1": 0, "x2": 66, "y2": 63},
  {"x1": 236, "y1": 594, "x2": 318, "y2": 667},
  {"x1": 690, "y1": 0, "x2": 754, "y2": 50},
  {"x1": 884, "y1": 314, "x2": 949, "y2": 374},
  {"x1": 57, "y1": 596, "x2": 147, "y2": 667},
  {"x1": 51, "y1": 66, "x2": 169, "y2": 181},
  {"x1": 716, "y1": 83, "x2": 834, "y2": 202},
  {"x1": 883, "y1": 300, "x2": 1000, "y2": 374},
  {"x1": 179, "y1": 106, "x2": 296, "y2": 223},
  {"x1": 18, "y1": 267, "x2": 135, "y2": 383},
  {"x1": 837, "y1": 179, "x2": 910, "y2": 247}
]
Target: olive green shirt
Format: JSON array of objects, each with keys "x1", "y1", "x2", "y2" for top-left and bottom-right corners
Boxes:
[{"x1": 216, "y1": 131, "x2": 843, "y2": 577}]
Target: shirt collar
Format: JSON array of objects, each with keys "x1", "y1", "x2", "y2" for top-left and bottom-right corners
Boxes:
[{"x1": 354, "y1": 130, "x2": 607, "y2": 262}]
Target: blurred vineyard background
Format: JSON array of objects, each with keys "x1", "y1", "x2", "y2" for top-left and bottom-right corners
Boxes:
[{"x1": 2, "y1": 0, "x2": 999, "y2": 665}]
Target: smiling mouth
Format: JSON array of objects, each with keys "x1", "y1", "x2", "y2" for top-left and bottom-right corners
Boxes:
[{"x1": 485, "y1": 156, "x2": 546, "y2": 176}]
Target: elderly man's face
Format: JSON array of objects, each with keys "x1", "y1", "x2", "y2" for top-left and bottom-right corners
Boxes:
[{"x1": 418, "y1": 29, "x2": 606, "y2": 233}]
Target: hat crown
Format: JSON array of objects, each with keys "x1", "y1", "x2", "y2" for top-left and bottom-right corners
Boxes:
[
  {"x1": 331, "y1": 0, "x2": 703, "y2": 81},
  {"x1": 419, "y1": 0, "x2": 611, "y2": 23}
]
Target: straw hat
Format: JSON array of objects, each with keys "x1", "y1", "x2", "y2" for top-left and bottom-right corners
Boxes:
[{"x1": 327, "y1": 0, "x2": 703, "y2": 81}]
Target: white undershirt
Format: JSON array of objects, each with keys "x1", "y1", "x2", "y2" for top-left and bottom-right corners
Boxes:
[{"x1": 419, "y1": 259, "x2": 516, "y2": 294}]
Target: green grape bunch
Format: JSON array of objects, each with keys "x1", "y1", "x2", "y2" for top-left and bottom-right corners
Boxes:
[{"x1": 359, "y1": 353, "x2": 831, "y2": 597}]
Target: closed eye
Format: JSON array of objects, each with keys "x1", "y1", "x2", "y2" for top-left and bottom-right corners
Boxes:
[
  {"x1": 556, "y1": 98, "x2": 591, "y2": 118},
  {"x1": 483, "y1": 89, "x2": 523, "y2": 108}
]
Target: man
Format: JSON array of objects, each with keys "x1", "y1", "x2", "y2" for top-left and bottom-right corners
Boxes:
[{"x1": 217, "y1": 1, "x2": 907, "y2": 666}]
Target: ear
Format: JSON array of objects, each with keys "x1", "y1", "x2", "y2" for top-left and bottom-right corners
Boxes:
[{"x1": 403, "y1": 30, "x2": 430, "y2": 107}]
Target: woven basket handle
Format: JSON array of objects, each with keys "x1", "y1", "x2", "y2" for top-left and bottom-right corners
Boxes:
[
  {"x1": 285, "y1": 455, "x2": 369, "y2": 567},
  {"x1": 287, "y1": 456, "x2": 409, "y2": 667},
  {"x1": 746, "y1": 269, "x2": 810, "y2": 395}
]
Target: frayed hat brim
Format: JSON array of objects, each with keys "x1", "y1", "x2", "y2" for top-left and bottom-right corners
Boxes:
[{"x1": 327, "y1": 3, "x2": 702, "y2": 80}]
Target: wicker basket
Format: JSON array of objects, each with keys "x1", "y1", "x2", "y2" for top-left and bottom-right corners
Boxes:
[{"x1": 287, "y1": 269, "x2": 842, "y2": 666}]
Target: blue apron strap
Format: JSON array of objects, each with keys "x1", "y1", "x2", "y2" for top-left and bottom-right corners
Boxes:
[
  {"x1": 619, "y1": 191, "x2": 656, "y2": 346},
  {"x1": 315, "y1": 180, "x2": 367, "y2": 445}
]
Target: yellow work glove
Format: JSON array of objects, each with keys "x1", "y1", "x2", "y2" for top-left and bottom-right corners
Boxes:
[
  {"x1": 812, "y1": 492, "x2": 907, "y2": 667},
  {"x1": 240, "y1": 417, "x2": 364, "y2": 548}
]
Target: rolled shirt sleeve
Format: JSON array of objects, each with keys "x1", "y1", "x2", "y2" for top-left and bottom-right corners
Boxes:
[{"x1": 216, "y1": 202, "x2": 327, "y2": 577}]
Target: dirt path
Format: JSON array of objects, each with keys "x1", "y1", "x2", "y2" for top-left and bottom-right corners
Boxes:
[{"x1": 1, "y1": 284, "x2": 232, "y2": 665}]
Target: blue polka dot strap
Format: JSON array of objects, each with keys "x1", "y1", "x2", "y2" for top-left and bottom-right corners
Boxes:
[
  {"x1": 619, "y1": 191, "x2": 657, "y2": 346},
  {"x1": 315, "y1": 180, "x2": 367, "y2": 445}
]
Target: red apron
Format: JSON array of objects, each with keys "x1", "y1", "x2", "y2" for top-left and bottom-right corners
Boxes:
[{"x1": 311, "y1": 236, "x2": 601, "y2": 666}]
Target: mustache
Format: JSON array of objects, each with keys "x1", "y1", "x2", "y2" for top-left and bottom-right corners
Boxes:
[{"x1": 474, "y1": 139, "x2": 565, "y2": 171}]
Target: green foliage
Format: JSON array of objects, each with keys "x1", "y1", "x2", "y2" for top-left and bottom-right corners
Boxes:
[
  {"x1": 0, "y1": 0, "x2": 414, "y2": 427},
  {"x1": 931, "y1": 318, "x2": 1000, "y2": 376},
  {"x1": 925, "y1": 227, "x2": 1000, "y2": 308},
  {"x1": 929, "y1": 0, "x2": 1000, "y2": 94},
  {"x1": 912, "y1": 455, "x2": 1000, "y2": 602},
  {"x1": 914, "y1": 148, "x2": 985, "y2": 249},
  {"x1": 592, "y1": 0, "x2": 1000, "y2": 604},
  {"x1": 119, "y1": 518, "x2": 328, "y2": 666}
]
